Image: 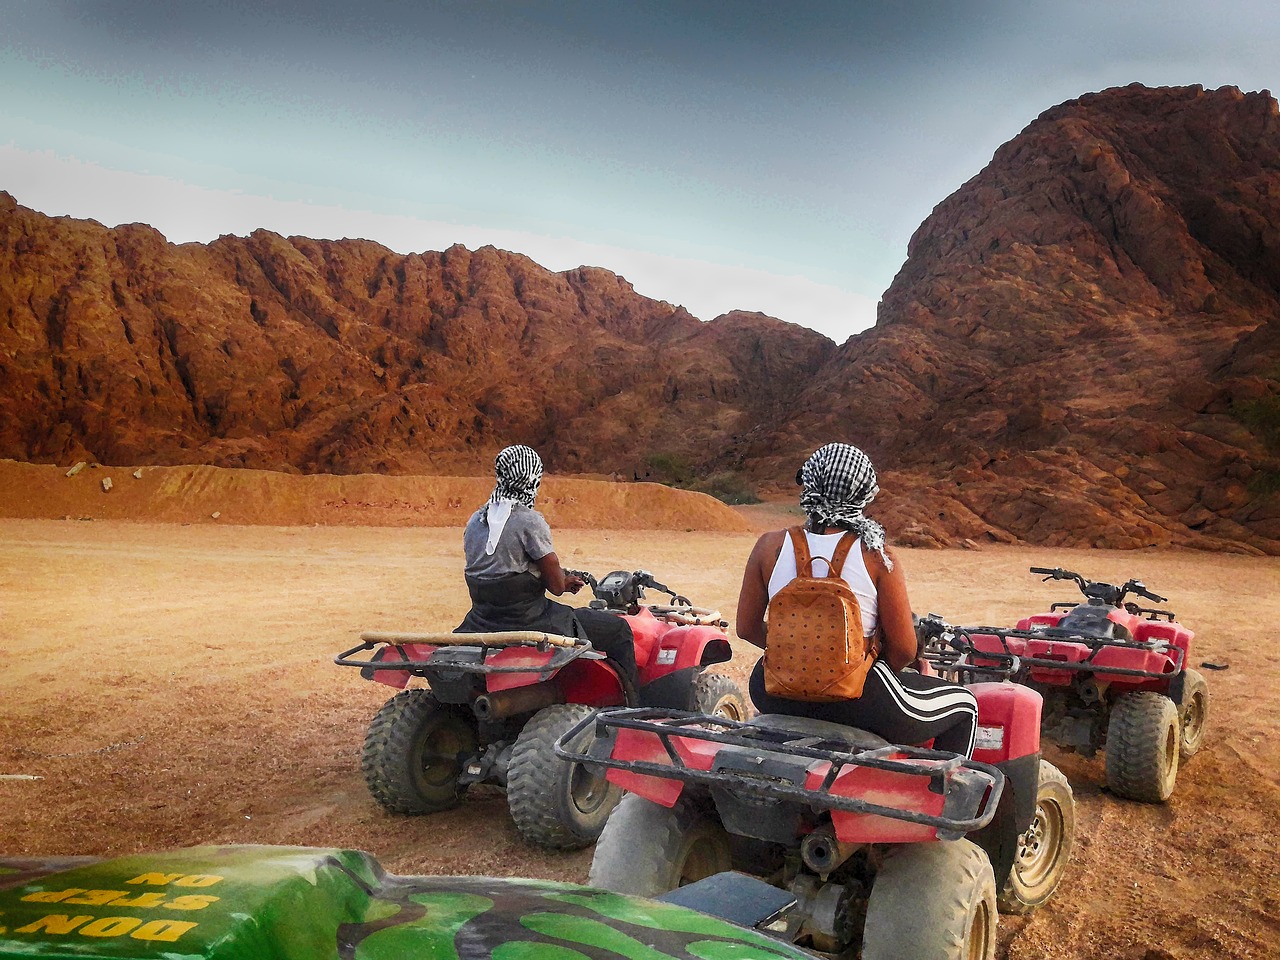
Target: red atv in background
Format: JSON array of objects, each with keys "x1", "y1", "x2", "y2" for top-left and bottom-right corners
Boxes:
[
  {"x1": 957, "y1": 566, "x2": 1209, "y2": 803},
  {"x1": 559, "y1": 647, "x2": 1074, "y2": 960},
  {"x1": 335, "y1": 570, "x2": 746, "y2": 850}
]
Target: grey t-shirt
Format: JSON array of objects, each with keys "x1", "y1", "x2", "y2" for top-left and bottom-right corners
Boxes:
[{"x1": 463, "y1": 503, "x2": 556, "y2": 579}]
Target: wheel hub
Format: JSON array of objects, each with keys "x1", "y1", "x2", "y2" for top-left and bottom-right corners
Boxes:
[{"x1": 1015, "y1": 799, "x2": 1062, "y2": 888}]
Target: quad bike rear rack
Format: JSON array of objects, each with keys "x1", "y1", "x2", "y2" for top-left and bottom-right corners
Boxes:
[
  {"x1": 334, "y1": 631, "x2": 603, "y2": 681},
  {"x1": 956, "y1": 626, "x2": 1186, "y2": 680},
  {"x1": 556, "y1": 707, "x2": 1004, "y2": 836}
]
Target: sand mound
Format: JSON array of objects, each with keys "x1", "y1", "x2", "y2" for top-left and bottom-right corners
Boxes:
[{"x1": 0, "y1": 460, "x2": 752, "y2": 532}]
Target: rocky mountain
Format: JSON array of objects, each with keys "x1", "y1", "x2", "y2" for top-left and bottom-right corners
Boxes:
[
  {"x1": 1, "y1": 83, "x2": 1277, "y2": 553},
  {"x1": 0, "y1": 201, "x2": 835, "y2": 480},
  {"x1": 731, "y1": 83, "x2": 1280, "y2": 554}
]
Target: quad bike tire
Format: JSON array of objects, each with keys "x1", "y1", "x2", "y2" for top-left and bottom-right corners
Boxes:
[
  {"x1": 861, "y1": 839, "x2": 997, "y2": 960},
  {"x1": 1173, "y1": 668, "x2": 1209, "y2": 760},
  {"x1": 588, "y1": 793, "x2": 733, "y2": 897},
  {"x1": 361, "y1": 689, "x2": 478, "y2": 814},
  {"x1": 1105, "y1": 691, "x2": 1180, "y2": 803},
  {"x1": 694, "y1": 671, "x2": 749, "y2": 721},
  {"x1": 997, "y1": 760, "x2": 1074, "y2": 915},
  {"x1": 507, "y1": 703, "x2": 622, "y2": 850}
]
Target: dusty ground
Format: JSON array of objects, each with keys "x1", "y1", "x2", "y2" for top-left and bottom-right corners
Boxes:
[{"x1": 2, "y1": 512, "x2": 1278, "y2": 959}]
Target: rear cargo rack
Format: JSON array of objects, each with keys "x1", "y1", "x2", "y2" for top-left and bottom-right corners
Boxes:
[
  {"x1": 335, "y1": 631, "x2": 602, "y2": 680},
  {"x1": 555, "y1": 708, "x2": 1004, "y2": 835}
]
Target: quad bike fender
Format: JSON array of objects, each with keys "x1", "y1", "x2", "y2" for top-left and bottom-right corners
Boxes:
[
  {"x1": 597, "y1": 726, "x2": 723, "y2": 807},
  {"x1": 822, "y1": 760, "x2": 950, "y2": 844},
  {"x1": 638, "y1": 666, "x2": 703, "y2": 712},
  {"x1": 621, "y1": 607, "x2": 666, "y2": 669},
  {"x1": 483, "y1": 646, "x2": 558, "y2": 693},
  {"x1": 481, "y1": 649, "x2": 626, "y2": 707},
  {"x1": 1089, "y1": 645, "x2": 1181, "y2": 687},
  {"x1": 555, "y1": 658, "x2": 628, "y2": 707},
  {"x1": 640, "y1": 624, "x2": 732, "y2": 682},
  {"x1": 971, "y1": 682, "x2": 1042, "y2": 764},
  {"x1": 967, "y1": 751, "x2": 1041, "y2": 889},
  {"x1": 366, "y1": 642, "x2": 440, "y2": 690}
]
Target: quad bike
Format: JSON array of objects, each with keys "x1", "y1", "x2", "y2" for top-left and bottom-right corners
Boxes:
[
  {"x1": 335, "y1": 569, "x2": 747, "y2": 850},
  {"x1": 0, "y1": 844, "x2": 821, "y2": 960},
  {"x1": 558, "y1": 655, "x2": 1074, "y2": 960},
  {"x1": 950, "y1": 565, "x2": 1208, "y2": 803}
]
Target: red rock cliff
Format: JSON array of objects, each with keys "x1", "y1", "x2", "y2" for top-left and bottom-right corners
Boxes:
[{"x1": 1, "y1": 83, "x2": 1278, "y2": 552}]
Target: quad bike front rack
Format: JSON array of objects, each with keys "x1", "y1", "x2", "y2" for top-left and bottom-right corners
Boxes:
[
  {"x1": 555, "y1": 707, "x2": 1005, "y2": 836},
  {"x1": 1048, "y1": 600, "x2": 1179, "y2": 622},
  {"x1": 334, "y1": 631, "x2": 603, "y2": 682},
  {"x1": 957, "y1": 626, "x2": 1187, "y2": 681},
  {"x1": 922, "y1": 644, "x2": 1024, "y2": 681}
]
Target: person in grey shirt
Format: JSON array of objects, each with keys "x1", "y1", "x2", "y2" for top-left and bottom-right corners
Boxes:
[{"x1": 457, "y1": 445, "x2": 638, "y2": 694}]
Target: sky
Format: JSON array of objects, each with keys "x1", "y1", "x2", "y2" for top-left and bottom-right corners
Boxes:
[{"x1": 2, "y1": 1, "x2": 1277, "y2": 342}]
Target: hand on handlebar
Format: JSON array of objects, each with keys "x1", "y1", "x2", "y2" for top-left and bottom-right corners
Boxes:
[{"x1": 564, "y1": 574, "x2": 586, "y2": 594}]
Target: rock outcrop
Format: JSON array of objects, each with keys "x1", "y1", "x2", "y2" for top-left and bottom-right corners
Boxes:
[
  {"x1": 735, "y1": 84, "x2": 1279, "y2": 553},
  {"x1": 1, "y1": 83, "x2": 1277, "y2": 552}
]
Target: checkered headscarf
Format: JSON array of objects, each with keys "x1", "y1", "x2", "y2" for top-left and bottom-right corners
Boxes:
[
  {"x1": 490, "y1": 445, "x2": 543, "y2": 507},
  {"x1": 798, "y1": 443, "x2": 892, "y2": 570}
]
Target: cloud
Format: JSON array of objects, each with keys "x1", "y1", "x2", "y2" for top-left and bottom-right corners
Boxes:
[{"x1": 0, "y1": 145, "x2": 877, "y2": 340}]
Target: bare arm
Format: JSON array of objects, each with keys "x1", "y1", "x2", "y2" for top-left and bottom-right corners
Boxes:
[
  {"x1": 736, "y1": 531, "x2": 784, "y2": 649},
  {"x1": 867, "y1": 546, "x2": 916, "y2": 670},
  {"x1": 534, "y1": 552, "x2": 583, "y2": 596}
]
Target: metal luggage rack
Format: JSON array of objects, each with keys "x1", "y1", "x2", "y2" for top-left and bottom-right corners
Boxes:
[
  {"x1": 956, "y1": 626, "x2": 1186, "y2": 680},
  {"x1": 1047, "y1": 601, "x2": 1178, "y2": 621},
  {"x1": 334, "y1": 631, "x2": 603, "y2": 680},
  {"x1": 922, "y1": 644, "x2": 1023, "y2": 681},
  {"x1": 555, "y1": 707, "x2": 1004, "y2": 835}
]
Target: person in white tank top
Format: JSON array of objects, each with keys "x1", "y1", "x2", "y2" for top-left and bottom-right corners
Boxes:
[{"x1": 736, "y1": 443, "x2": 978, "y2": 757}]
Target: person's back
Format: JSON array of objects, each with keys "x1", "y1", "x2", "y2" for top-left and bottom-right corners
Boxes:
[
  {"x1": 736, "y1": 443, "x2": 978, "y2": 756},
  {"x1": 763, "y1": 528, "x2": 878, "y2": 702},
  {"x1": 456, "y1": 445, "x2": 638, "y2": 695}
]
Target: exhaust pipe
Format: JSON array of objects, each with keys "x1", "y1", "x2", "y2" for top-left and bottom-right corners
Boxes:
[
  {"x1": 801, "y1": 825, "x2": 856, "y2": 877},
  {"x1": 473, "y1": 681, "x2": 564, "y2": 721}
]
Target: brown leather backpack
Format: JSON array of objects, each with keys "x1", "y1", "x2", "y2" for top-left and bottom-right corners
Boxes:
[{"x1": 763, "y1": 527, "x2": 878, "y2": 702}]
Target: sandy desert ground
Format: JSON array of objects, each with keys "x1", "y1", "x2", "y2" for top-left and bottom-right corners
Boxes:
[{"x1": 2, "y1": 509, "x2": 1278, "y2": 959}]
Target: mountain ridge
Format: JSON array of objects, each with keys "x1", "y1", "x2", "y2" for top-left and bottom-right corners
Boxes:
[{"x1": 2, "y1": 83, "x2": 1277, "y2": 553}]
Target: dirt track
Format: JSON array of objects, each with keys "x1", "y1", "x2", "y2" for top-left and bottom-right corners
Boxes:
[{"x1": 2, "y1": 516, "x2": 1278, "y2": 959}]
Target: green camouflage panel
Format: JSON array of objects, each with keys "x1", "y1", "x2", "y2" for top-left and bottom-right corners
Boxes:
[{"x1": 0, "y1": 846, "x2": 813, "y2": 960}]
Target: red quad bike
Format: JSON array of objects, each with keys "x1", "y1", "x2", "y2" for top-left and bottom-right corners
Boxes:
[
  {"x1": 335, "y1": 570, "x2": 747, "y2": 850},
  {"x1": 558, "y1": 655, "x2": 1073, "y2": 960},
  {"x1": 957, "y1": 566, "x2": 1208, "y2": 804}
]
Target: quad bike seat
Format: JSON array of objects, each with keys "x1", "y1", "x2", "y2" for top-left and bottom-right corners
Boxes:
[{"x1": 748, "y1": 714, "x2": 891, "y2": 752}]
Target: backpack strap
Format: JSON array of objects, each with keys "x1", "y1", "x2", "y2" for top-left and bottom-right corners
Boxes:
[
  {"x1": 786, "y1": 527, "x2": 814, "y2": 576},
  {"x1": 826, "y1": 531, "x2": 858, "y2": 579}
]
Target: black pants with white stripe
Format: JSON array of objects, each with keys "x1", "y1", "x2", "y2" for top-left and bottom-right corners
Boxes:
[{"x1": 748, "y1": 657, "x2": 979, "y2": 757}]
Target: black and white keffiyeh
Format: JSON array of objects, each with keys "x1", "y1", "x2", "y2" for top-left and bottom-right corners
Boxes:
[
  {"x1": 490, "y1": 445, "x2": 543, "y2": 506},
  {"x1": 798, "y1": 442, "x2": 892, "y2": 570},
  {"x1": 484, "y1": 445, "x2": 544, "y2": 554}
]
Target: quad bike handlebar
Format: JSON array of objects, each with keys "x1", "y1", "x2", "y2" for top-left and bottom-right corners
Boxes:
[
  {"x1": 1029, "y1": 566, "x2": 1168, "y2": 606},
  {"x1": 568, "y1": 568, "x2": 726, "y2": 626}
]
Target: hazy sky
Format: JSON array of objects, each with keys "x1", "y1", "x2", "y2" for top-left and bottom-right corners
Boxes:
[{"x1": 2, "y1": 1, "x2": 1277, "y2": 341}]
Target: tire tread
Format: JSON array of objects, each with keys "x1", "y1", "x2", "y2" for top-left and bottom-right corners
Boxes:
[{"x1": 1105, "y1": 691, "x2": 1179, "y2": 803}]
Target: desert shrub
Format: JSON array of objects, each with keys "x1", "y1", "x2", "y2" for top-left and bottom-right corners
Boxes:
[
  {"x1": 1235, "y1": 395, "x2": 1280, "y2": 450},
  {"x1": 689, "y1": 471, "x2": 761, "y2": 505},
  {"x1": 645, "y1": 452, "x2": 694, "y2": 485}
]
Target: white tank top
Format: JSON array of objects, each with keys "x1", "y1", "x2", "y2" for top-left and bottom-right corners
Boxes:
[{"x1": 767, "y1": 531, "x2": 878, "y2": 638}]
